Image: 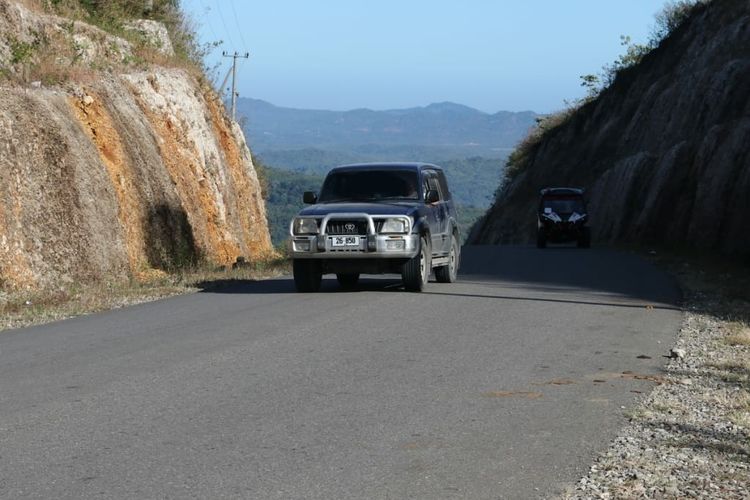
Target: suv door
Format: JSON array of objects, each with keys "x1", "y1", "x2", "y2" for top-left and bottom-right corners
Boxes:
[
  {"x1": 436, "y1": 170, "x2": 456, "y2": 252},
  {"x1": 424, "y1": 170, "x2": 448, "y2": 254}
]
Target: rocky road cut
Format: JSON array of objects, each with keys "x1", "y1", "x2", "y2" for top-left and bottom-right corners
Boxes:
[{"x1": 0, "y1": 246, "x2": 681, "y2": 499}]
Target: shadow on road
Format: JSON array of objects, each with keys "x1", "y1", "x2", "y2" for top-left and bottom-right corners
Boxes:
[
  {"x1": 458, "y1": 245, "x2": 681, "y2": 306},
  {"x1": 195, "y1": 276, "x2": 679, "y2": 311},
  {"x1": 194, "y1": 277, "x2": 404, "y2": 295},
  {"x1": 422, "y1": 289, "x2": 680, "y2": 311},
  {"x1": 196, "y1": 245, "x2": 681, "y2": 307}
]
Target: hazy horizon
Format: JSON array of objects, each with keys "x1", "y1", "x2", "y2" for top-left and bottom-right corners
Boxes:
[
  {"x1": 182, "y1": 1, "x2": 668, "y2": 114},
  {"x1": 239, "y1": 96, "x2": 539, "y2": 114}
]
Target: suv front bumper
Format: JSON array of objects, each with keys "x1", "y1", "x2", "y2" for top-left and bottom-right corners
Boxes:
[
  {"x1": 290, "y1": 213, "x2": 419, "y2": 259},
  {"x1": 538, "y1": 220, "x2": 588, "y2": 241},
  {"x1": 290, "y1": 233, "x2": 420, "y2": 259}
]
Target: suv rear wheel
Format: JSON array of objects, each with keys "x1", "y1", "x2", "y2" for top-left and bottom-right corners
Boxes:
[
  {"x1": 577, "y1": 227, "x2": 591, "y2": 248},
  {"x1": 293, "y1": 259, "x2": 322, "y2": 292},
  {"x1": 402, "y1": 236, "x2": 430, "y2": 292},
  {"x1": 435, "y1": 235, "x2": 459, "y2": 283}
]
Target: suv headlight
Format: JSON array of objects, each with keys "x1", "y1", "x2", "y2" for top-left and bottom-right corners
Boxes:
[
  {"x1": 293, "y1": 217, "x2": 319, "y2": 235},
  {"x1": 568, "y1": 213, "x2": 587, "y2": 223},
  {"x1": 379, "y1": 217, "x2": 409, "y2": 234}
]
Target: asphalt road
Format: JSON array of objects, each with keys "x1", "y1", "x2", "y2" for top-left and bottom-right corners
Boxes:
[{"x1": 0, "y1": 246, "x2": 681, "y2": 499}]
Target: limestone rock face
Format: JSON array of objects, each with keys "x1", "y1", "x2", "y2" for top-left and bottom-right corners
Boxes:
[
  {"x1": 471, "y1": 0, "x2": 750, "y2": 256},
  {"x1": 0, "y1": 6, "x2": 272, "y2": 291},
  {"x1": 124, "y1": 19, "x2": 174, "y2": 56}
]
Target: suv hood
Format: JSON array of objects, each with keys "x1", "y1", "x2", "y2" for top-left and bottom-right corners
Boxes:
[{"x1": 298, "y1": 202, "x2": 418, "y2": 217}]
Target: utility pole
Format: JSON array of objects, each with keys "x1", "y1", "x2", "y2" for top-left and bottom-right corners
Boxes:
[{"x1": 222, "y1": 51, "x2": 249, "y2": 121}]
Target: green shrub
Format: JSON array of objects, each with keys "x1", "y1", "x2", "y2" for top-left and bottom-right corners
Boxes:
[
  {"x1": 251, "y1": 153, "x2": 270, "y2": 201},
  {"x1": 652, "y1": 0, "x2": 701, "y2": 42},
  {"x1": 500, "y1": 107, "x2": 578, "y2": 188},
  {"x1": 9, "y1": 37, "x2": 37, "y2": 64}
]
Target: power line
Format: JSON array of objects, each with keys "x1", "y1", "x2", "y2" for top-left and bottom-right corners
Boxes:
[
  {"x1": 215, "y1": 1, "x2": 237, "y2": 49},
  {"x1": 196, "y1": 0, "x2": 221, "y2": 46},
  {"x1": 229, "y1": 0, "x2": 251, "y2": 54}
]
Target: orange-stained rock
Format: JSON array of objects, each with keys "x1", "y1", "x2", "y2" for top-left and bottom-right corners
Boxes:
[{"x1": 0, "y1": 71, "x2": 272, "y2": 290}]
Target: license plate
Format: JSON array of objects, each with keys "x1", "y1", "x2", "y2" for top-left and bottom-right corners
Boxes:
[{"x1": 331, "y1": 236, "x2": 360, "y2": 247}]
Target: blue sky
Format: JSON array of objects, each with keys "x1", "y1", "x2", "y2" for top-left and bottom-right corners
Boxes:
[{"x1": 181, "y1": 1, "x2": 668, "y2": 114}]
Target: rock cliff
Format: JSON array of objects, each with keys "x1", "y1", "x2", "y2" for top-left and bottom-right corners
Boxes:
[
  {"x1": 471, "y1": 0, "x2": 750, "y2": 256},
  {"x1": 0, "y1": 1, "x2": 272, "y2": 290}
]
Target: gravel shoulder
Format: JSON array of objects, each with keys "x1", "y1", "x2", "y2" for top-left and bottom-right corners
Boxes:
[{"x1": 563, "y1": 256, "x2": 750, "y2": 499}]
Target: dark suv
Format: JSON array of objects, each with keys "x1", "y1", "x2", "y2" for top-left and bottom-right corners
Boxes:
[
  {"x1": 289, "y1": 163, "x2": 460, "y2": 292},
  {"x1": 537, "y1": 187, "x2": 590, "y2": 248}
]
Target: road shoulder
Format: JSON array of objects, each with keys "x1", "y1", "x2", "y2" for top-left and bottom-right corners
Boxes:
[{"x1": 562, "y1": 256, "x2": 750, "y2": 498}]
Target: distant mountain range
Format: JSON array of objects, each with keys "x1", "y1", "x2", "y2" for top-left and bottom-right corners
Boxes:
[{"x1": 237, "y1": 98, "x2": 537, "y2": 158}]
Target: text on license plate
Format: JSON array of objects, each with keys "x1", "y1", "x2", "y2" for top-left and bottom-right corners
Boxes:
[{"x1": 331, "y1": 236, "x2": 360, "y2": 247}]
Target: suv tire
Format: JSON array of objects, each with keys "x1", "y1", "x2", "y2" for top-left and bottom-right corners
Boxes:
[
  {"x1": 293, "y1": 259, "x2": 322, "y2": 292},
  {"x1": 336, "y1": 273, "x2": 360, "y2": 288},
  {"x1": 435, "y1": 235, "x2": 459, "y2": 283},
  {"x1": 402, "y1": 236, "x2": 430, "y2": 292},
  {"x1": 537, "y1": 231, "x2": 547, "y2": 249},
  {"x1": 577, "y1": 227, "x2": 591, "y2": 248}
]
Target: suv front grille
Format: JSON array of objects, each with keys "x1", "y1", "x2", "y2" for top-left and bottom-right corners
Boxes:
[{"x1": 326, "y1": 220, "x2": 368, "y2": 235}]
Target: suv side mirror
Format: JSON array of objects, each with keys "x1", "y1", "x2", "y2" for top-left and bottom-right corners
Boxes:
[
  {"x1": 425, "y1": 189, "x2": 440, "y2": 204},
  {"x1": 303, "y1": 191, "x2": 318, "y2": 204}
]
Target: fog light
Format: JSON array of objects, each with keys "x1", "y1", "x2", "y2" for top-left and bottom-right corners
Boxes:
[
  {"x1": 293, "y1": 240, "x2": 311, "y2": 252},
  {"x1": 386, "y1": 240, "x2": 406, "y2": 251}
]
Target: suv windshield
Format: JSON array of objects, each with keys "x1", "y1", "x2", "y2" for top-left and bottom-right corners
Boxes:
[
  {"x1": 318, "y1": 169, "x2": 419, "y2": 202},
  {"x1": 542, "y1": 198, "x2": 585, "y2": 214}
]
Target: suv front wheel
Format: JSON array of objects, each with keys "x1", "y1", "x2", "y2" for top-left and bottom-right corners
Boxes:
[
  {"x1": 402, "y1": 236, "x2": 430, "y2": 292},
  {"x1": 537, "y1": 230, "x2": 547, "y2": 249},
  {"x1": 293, "y1": 260, "x2": 322, "y2": 292}
]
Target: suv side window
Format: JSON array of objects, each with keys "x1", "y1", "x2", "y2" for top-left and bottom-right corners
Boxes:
[
  {"x1": 421, "y1": 176, "x2": 430, "y2": 200},
  {"x1": 424, "y1": 171, "x2": 443, "y2": 201},
  {"x1": 436, "y1": 171, "x2": 451, "y2": 200}
]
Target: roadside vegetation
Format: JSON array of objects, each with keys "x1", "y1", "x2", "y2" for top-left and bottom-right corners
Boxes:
[
  {"x1": 0, "y1": 256, "x2": 290, "y2": 332},
  {"x1": 2, "y1": 0, "x2": 220, "y2": 86},
  {"x1": 500, "y1": 0, "x2": 707, "y2": 189}
]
